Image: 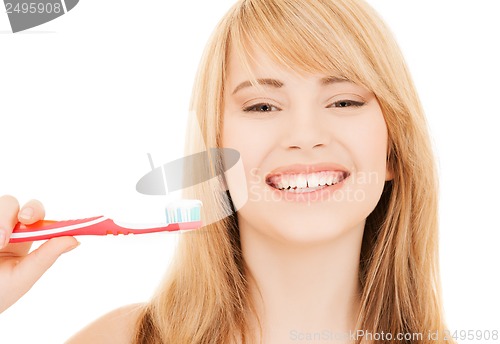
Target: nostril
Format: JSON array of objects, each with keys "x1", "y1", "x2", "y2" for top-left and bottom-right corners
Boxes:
[{"x1": 287, "y1": 143, "x2": 325, "y2": 150}]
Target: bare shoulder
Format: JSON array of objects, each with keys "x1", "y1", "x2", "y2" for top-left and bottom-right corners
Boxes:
[{"x1": 65, "y1": 303, "x2": 145, "y2": 344}]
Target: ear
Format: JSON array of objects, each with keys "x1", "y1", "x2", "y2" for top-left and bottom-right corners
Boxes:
[{"x1": 385, "y1": 163, "x2": 394, "y2": 181}]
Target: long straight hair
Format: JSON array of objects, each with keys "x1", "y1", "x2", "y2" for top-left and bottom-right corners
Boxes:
[{"x1": 134, "y1": 0, "x2": 453, "y2": 343}]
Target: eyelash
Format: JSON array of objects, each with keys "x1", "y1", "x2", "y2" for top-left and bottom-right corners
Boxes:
[
  {"x1": 242, "y1": 103, "x2": 281, "y2": 112},
  {"x1": 327, "y1": 100, "x2": 365, "y2": 108},
  {"x1": 242, "y1": 99, "x2": 365, "y2": 112}
]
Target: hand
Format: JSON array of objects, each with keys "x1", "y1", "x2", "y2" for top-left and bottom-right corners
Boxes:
[{"x1": 0, "y1": 195, "x2": 79, "y2": 313}]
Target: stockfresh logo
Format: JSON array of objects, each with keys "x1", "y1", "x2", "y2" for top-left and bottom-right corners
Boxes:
[{"x1": 3, "y1": 0, "x2": 79, "y2": 33}]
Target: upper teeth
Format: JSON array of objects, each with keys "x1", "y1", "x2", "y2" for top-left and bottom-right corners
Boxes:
[{"x1": 268, "y1": 171, "x2": 346, "y2": 190}]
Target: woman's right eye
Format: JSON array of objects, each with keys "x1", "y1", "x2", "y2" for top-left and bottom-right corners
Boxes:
[{"x1": 242, "y1": 103, "x2": 281, "y2": 112}]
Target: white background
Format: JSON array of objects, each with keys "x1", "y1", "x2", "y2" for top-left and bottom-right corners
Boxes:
[{"x1": 1, "y1": 1, "x2": 499, "y2": 343}]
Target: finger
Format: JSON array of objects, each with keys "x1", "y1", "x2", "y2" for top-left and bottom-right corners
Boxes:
[
  {"x1": 0, "y1": 195, "x2": 20, "y2": 249},
  {"x1": 14, "y1": 237, "x2": 79, "y2": 294},
  {"x1": 0, "y1": 241, "x2": 32, "y2": 257},
  {"x1": 18, "y1": 199, "x2": 46, "y2": 225}
]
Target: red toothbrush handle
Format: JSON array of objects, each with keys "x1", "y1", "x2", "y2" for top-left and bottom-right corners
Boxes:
[
  {"x1": 9, "y1": 217, "x2": 202, "y2": 243},
  {"x1": 9, "y1": 217, "x2": 111, "y2": 243}
]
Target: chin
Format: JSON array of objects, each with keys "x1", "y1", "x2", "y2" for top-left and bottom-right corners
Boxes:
[{"x1": 242, "y1": 210, "x2": 361, "y2": 247}]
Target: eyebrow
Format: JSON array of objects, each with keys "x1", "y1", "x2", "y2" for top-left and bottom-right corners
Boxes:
[{"x1": 231, "y1": 76, "x2": 351, "y2": 95}]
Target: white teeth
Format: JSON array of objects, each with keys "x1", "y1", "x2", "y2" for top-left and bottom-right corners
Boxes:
[
  {"x1": 268, "y1": 171, "x2": 347, "y2": 190},
  {"x1": 297, "y1": 174, "x2": 307, "y2": 188},
  {"x1": 282, "y1": 174, "x2": 290, "y2": 188},
  {"x1": 319, "y1": 172, "x2": 327, "y2": 186},
  {"x1": 308, "y1": 173, "x2": 319, "y2": 187}
]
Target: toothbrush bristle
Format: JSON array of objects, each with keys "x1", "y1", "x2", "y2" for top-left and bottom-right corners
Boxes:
[{"x1": 165, "y1": 199, "x2": 202, "y2": 224}]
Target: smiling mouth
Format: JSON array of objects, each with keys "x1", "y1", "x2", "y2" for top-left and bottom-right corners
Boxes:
[{"x1": 266, "y1": 170, "x2": 350, "y2": 193}]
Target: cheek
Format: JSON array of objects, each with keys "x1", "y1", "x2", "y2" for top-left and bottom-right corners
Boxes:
[
  {"x1": 343, "y1": 111, "x2": 388, "y2": 206},
  {"x1": 360, "y1": 120, "x2": 387, "y2": 167},
  {"x1": 339, "y1": 110, "x2": 388, "y2": 174},
  {"x1": 222, "y1": 116, "x2": 272, "y2": 210},
  {"x1": 222, "y1": 115, "x2": 278, "y2": 166}
]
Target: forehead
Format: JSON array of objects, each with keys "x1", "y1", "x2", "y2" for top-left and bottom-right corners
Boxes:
[
  {"x1": 227, "y1": 43, "x2": 330, "y2": 85},
  {"x1": 225, "y1": 42, "x2": 351, "y2": 93}
]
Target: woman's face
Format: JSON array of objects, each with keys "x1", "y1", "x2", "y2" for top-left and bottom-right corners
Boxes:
[{"x1": 222, "y1": 47, "x2": 392, "y2": 244}]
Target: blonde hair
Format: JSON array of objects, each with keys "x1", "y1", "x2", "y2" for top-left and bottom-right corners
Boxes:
[{"x1": 134, "y1": 0, "x2": 453, "y2": 343}]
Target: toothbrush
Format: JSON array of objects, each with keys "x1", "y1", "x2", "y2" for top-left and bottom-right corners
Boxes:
[{"x1": 9, "y1": 200, "x2": 202, "y2": 243}]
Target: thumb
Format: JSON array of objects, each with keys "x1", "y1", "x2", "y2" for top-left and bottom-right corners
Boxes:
[{"x1": 15, "y1": 237, "x2": 79, "y2": 292}]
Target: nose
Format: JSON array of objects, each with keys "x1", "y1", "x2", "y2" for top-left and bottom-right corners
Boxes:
[{"x1": 281, "y1": 110, "x2": 331, "y2": 151}]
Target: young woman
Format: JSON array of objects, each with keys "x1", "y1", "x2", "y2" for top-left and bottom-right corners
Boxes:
[{"x1": 0, "y1": 0, "x2": 454, "y2": 343}]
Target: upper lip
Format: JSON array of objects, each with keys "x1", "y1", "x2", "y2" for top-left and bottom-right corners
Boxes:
[{"x1": 265, "y1": 162, "x2": 351, "y2": 181}]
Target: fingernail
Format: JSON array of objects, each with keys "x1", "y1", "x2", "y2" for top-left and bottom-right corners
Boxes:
[
  {"x1": 0, "y1": 229, "x2": 6, "y2": 249},
  {"x1": 62, "y1": 241, "x2": 80, "y2": 254},
  {"x1": 19, "y1": 207, "x2": 34, "y2": 220}
]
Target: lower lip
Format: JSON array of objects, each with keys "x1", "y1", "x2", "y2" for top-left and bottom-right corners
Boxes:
[{"x1": 266, "y1": 176, "x2": 350, "y2": 203}]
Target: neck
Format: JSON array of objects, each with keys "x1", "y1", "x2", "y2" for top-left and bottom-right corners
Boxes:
[{"x1": 240, "y1": 221, "x2": 364, "y2": 343}]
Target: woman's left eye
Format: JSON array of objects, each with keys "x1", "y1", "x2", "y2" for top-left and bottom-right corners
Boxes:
[
  {"x1": 328, "y1": 99, "x2": 365, "y2": 108},
  {"x1": 242, "y1": 103, "x2": 280, "y2": 112}
]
